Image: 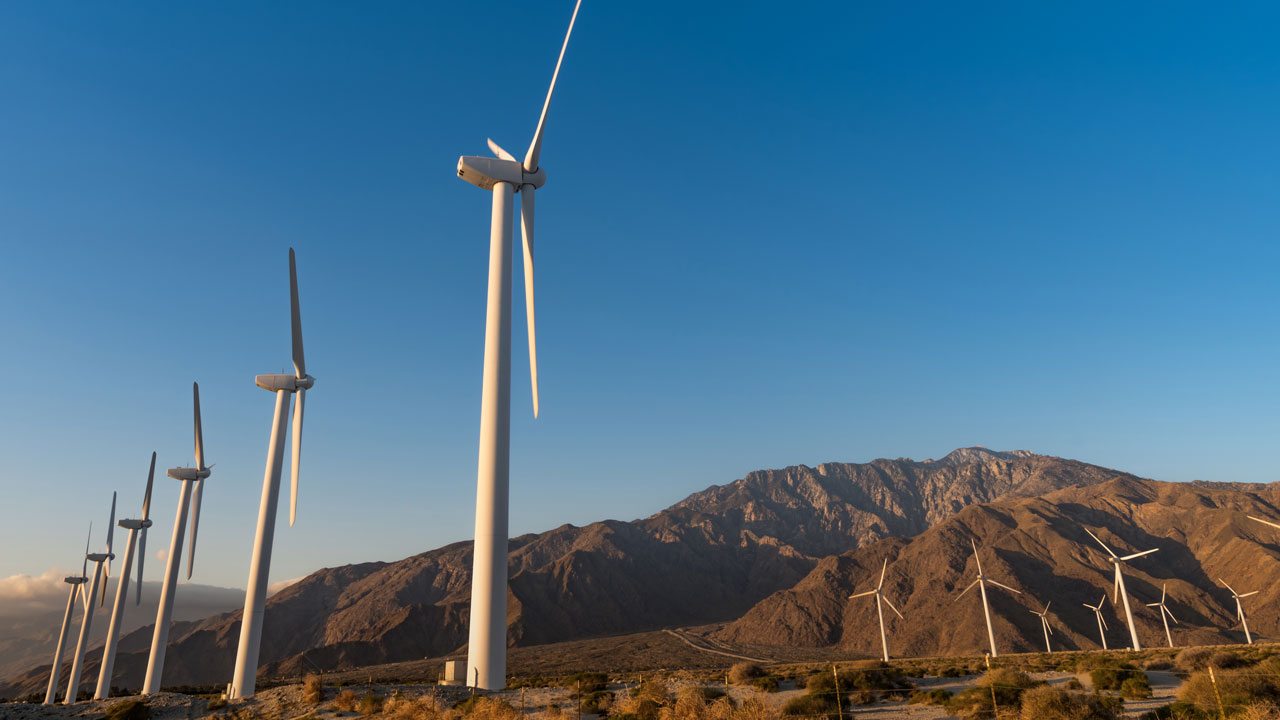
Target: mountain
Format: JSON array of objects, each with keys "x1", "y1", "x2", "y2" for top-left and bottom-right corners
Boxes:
[
  {"x1": 0, "y1": 448, "x2": 1128, "y2": 698},
  {"x1": 716, "y1": 476, "x2": 1280, "y2": 656}
]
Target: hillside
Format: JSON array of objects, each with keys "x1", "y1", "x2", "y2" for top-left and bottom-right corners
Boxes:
[
  {"x1": 2, "y1": 447, "x2": 1126, "y2": 698},
  {"x1": 717, "y1": 476, "x2": 1280, "y2": 656}
]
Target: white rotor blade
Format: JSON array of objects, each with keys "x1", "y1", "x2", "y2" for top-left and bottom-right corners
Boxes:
[
  {"x1": 987, "y1": 579, "x2": 1021, "y2": 594},
  {"x1": 849, "y1": 589, "x2": 877, "y2": 599},
  {"x1": 1160, "y1": 583, "x2": 1167, "y2": 603},
  {"x1": 102, "y1": 491, "x2": 117, "y2": 606},
  {"x1": 1249, "y1": 515, "x2": 1280, "y2": 530},
  {"x1": 520, "y1": 186, "x2": 539, "y2": 418},
  {"x1": 487, "y1": 138, "x2": 516, "y2": 162},
  {"x1": 1044, "y1": 601, "x2": 1051, "y2": 613},
  {"x1": 956, "y1": 579, "x2": 980, "y2": 600},
  {"x1": 1099, "y1": 611, "x2": 1108, "y2": 630},
  {"x1": 877, "y1": 557, "x2": 888, "y2": 589},
  {"x1": 1044, "y1": 618, "x2": 1053, "y2": 635},
  {"x1": 142, "y1": 452, "x2": 155, "y2": 521},
  {"x1": 1120, "y1": 548, "x2": 1158, "y2": 561},
  {"x1": 1239, "y1": 590, "x2": 1260, "y2": 598},
  {"x1": 290, "y1": 248, "x2": 306, "y2": 378},
  {"x1": 136, "y1": 526, "x2": 146, "y2": 605},
  {"x1": 290, "y1": 387, "x2": 304, "y2": 526},
  {"x1": 1113, "y1": 566, "x2": 1122, "y2": 605},
  {"x1": 970, "y1": 539, "x2": 984, "y2": 574},
  {"x1": 187, "y1": 479, "x2": 203, "y2": 579},
  {"x1": 1219, "y1": 578, "x2": 1237, "y2": 595},
  {"x1": 193, "y1": 382, "x2": 205, "y2": 470},
  {"x1": 1084, "y1": 527, "x2": 1117, "y2": 558},
  {"x1": 1163, "y1": 605, "x2": 1179, "y2": 624},
  {"x1": 523, "y1": 0, "x2": 583, "y2": 172},
  {"x1": 882, "y1": 595, "x2": 904, "y2": 619}
]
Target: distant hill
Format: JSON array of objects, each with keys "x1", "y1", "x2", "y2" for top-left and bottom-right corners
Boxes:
[
  {"x1": 0, "y1": 448, "x2": 1132, "y2": 698},
  {"x1": 716, "y1": 476, "x2": 1280, "y2": 656}
]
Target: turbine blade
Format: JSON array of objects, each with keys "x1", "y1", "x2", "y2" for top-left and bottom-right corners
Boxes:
[
  {"x1": 520, "y1": 187, "x2": 539, "y2": 418},
  {"x1": 289, "y1": 248, "x2": 306, "y2": 378},
  {"x1": 290, "y1": 388, "x2": 304, "y2": 526},
  {"x1": 882, "y1": 595, "x2": 904, "y2": 619},
  {"x1": 1120, "y1": 548, "x2": 1158, "y2": 561},
  {"x1": 1099, "y1": 612, "x2": 1108, "y2": 630},
  {"x1": 186, "y1": 480, "x2": 203, "y2": 579},
  {"x1": 193, "y1": 382, "x2": 205, "y2": 471},
  {"x1": 142, "y1": 452, "x2": 156, "y2": 521},
  {"x1": 487, "y1": 138, "x2": 516, "y2": 162},
  {"x1": 136, "y1": 528, "x2": 146, "y2": 605},
  {"x1": 1084, "y1": 527, "x2": 1117, "y2": 558},
  {"x1": 1249, "y1": 515, "x2": 1280, "y2": 531},
  {"x1": 878, "y1": 557, "x2": 888, "y2": 590},
  {"x1": 1145, "y1": 602, "x2": 1160, "y2": 607},
  {"x1": 987, "y1": 579, "x2": 1021, "y2": 594},
  {"x1": 1239, "y1": 591, "x2": 1260, "y2": 598},
  {"x1": 1164, "y1": 605, "x2": 1179, "y2": 625},
  {"x1": 956, "y1": 579, "x2": 980, "y2": 600},
  {"x1": 82, "y1": 523, "x2": 91, "y2": 578},
  {"x1": 522, "y1": 0, "x2": 583, "y2": 172},
  {"x1": 1045, "y1": 618, "x2": 1054, "y2": 636},
  {"x1": 849, "y1": 589, "x2": 877, "y2": 599},
  {"x1": 1161, "y1": 583, "x2": 1167, "y2": 603},
  {"x1": 102, "y1": 492, "x2": 117, "y2": 604},
  {"x1": 1044, "y1": 601, "x2": 1051, "y2": 613},
  {"x1": 1113, "y1": 566, "x2": 1122, "y2": 605},
  {"x1": 1219, "y1": 578, "x2": 1237, "y2": 595},
  {"x1": 970, "y1": 539, "x2": 984, "y2": 574}
]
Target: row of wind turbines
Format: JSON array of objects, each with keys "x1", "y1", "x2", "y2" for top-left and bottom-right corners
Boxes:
[
  {"x1": 850, "y1": 517, "x2": 1280, "y2": 663},
  {"x1": 42, "y1": 249, "x2": 314, "y2": 704}
]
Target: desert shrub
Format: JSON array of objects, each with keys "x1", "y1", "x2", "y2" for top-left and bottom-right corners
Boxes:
[
  {"x1": 1146, "y1": 660, "x2": 1176, "y2": 672},
  {"x1": 1065, "y1": 679, "x2": 1084, "y2": 691},
  {"x1": 208, "y1": 698, "x2": 228, "y2": 711},
  {"x1": 545, "y1": 704, "x2": 563, "y2": 720},
  {"x1": 1236, "y1": 703, "x2": 1280, "y2": 720},
  {"x1": 1142, "y1": 701, "x2": 1207, "y2": 720},
  {"x1": 751, "y1": 676, "x2": 779, "y2": 693},
  {"x1": 581, "y1": 690, "x2": 615, "y2": 715},
  {"x1": 1180, "y1": 669, "x2": 1280, "y2": 715},
  {"x1": 782, "y1": 694, "x2": 837, "y2": 718},
  {"x1": 455, "y1": 697, "x2": 519, "y2": 720},
  {"x1": 1178, "y1": 648, "x2": 1215, "y2": 672},
  {"x1": 944, "y1": 669, "x2": 1040, "y2": 720},
  {"x1": 303, "y1": 674, "x2": 323, "y2": 704},
  {"x1": 1212, "y1": 653, "x2": 1248, "y2": 670},
  {"x1": 941, "y1": 666, "x2": 968, "y2": 678},
  {"x1": 358, "y1": 694, "x2": 384, "y2": 716},
  {"x1": 734, "y1": 692, "x2": 784, "y2": 720},
  {"x1": 1019, "y1": 686, "x2": 1120, "y2": 720},
  {"x1": 909, "y1": 689, "x2": 953, "y2": 705},
  {"x1": 570, "y1": 672, "x2": 610, "y2": 695},
  {"x1": 333, "y1": 689, "x2": 360, "y2": 712},
  {"x1": 806, "y1": 666, "x2": 910, "y2": 696},
  {"x1": 105, "y1": 700, "x2": 150, "y2": 720},
  {"x1": 731, "y1": 664, "x2": 765, "y2": 685},
  {"x1": 1123, "y1": 676, "x2": 1154, "y2": 700},
  {"x1": 1090, "y1": 664, "x2": 1144, "y2": 692}
]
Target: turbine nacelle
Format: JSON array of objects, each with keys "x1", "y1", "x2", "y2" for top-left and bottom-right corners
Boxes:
[
  {"x1": 166, "y1": 467, "x2": 211, "y2": 481},
  {"x1": 118, "y1": 519, "x2": 153, "y2": 531},
  {"x1": 255, "y1": 373, "x2": 315, "y2": 393},
  {"x1": 457, "y1": 155, "x2": 546, "y2": 191},
  {"x1": 63, "y1": 576, "x2": 87, "y2": 585},
  {"x1": 86, "y1": 552, "x2": 112, "y2": 563}
]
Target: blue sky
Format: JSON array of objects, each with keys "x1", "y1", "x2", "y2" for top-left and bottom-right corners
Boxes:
[{"x1": 2, "y1": 1, "x2": 1280, "y2": 590}]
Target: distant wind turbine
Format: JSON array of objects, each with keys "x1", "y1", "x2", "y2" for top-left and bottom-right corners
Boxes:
[
  {"x1": 1219, "y1": 578, "x2": 1258, "y2": 645},
  {"x1": 143, "y1": 385, "x2": 211, "y2": 694},
  {"x1": 229, "y1": 248, "x2": 314, "y2": 700},
  {"x1": 454, "y1": 0, "x2": 583, "y2": 691},
  {"x1": 1029, "y1": 602, "x2": 1053, "y2": 653},
  {"x1": 1144, "y1": 583, "x2": 1179, "y2": 648},
  {"x1": 64, "y1": 493, "x2": 116, "y2": 704},
  {"x1": 1084, "y1": 527, "x2": 1157, "y2": 650},
  {"x1": 955, "y1": 539, "x2": 1021, "y2": 657},
  {"x1": 848, "y1": 558, "x2": 905, "y2": 662},
  {"x1": 94, "y1": 453, "x2": 156, "y2": 699},
  {"x1": 1084, "y1": 593, "x2": 1110, "y2": 649},
  {"x1": 43, "y1": 526, "x2": 91, "y2": 705}
]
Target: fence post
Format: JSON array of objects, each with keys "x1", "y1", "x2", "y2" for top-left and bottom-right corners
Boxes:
[
  {"x1": 1209, "y1": 666, "x2": 1227, "y2": 720},
  {"x1": 833, "y1": 664, "x2": 844, "y2": 720},
  {"x1": 985, "y1": 653, "x2": 998, "y2": 718}
]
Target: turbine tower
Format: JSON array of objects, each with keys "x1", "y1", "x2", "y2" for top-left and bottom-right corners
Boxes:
[
  {"x1": 1030, "y1": 602, "x2": 1053, "y2": 653},
  {"x1": 454, "y1": 0, "x2": 583, "y2": 691},
  {"x1": 1219, "y1": 578, "x2": 1258, "y2": 645},
  {"x1": 1084, "y1": 594, "x2": 1109, "y2": 649},
  {"x1": 1144, "y1": 583, "x2": 1179, "y2": 648},
  {"x1": 64, "y1": 493, "x2": 116, "y2": 704},
  {"x1": 1084, "y1": 527, "x2": 1158, "y2": 650},
  {"x1": 955, "y1": 539, "x2": 1021, "y2": 657},
  {"x1": 229, "y1": 248, "x2": 314, "y2": 700},
  {"x1": 43, "y1": 527, "x2": 90, "y2": 705},
  {"x1": 848, "y1": 558, "x2": 904, "y2": 662},
  {"x1": 95, "y1": 453, "x2": 155, "y2": 699},
  {"x1": 143, "y1": 385, "x2": 210, "y2": 694}
]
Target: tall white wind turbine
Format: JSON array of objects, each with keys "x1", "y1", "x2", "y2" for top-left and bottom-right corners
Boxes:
[
  {"x1": 1029, "y1": 602, "x2": 1053, "y2": 653},
  {"x1": 1083, "y1": 527, "x2": 1158, "y2": 651},
  {"x1": 848, "y1": 558, "x2": 905, "y2": 662},
  {"x1": 229, "y1": 248, "x2": 314, "y2": 700},
  {"x1": 43, "y1": 526, "x2": 91, "y2": 705},
  {"x1": 1219, "y1": 578, "x2": 1258, "y2": 645},
  {"x1": 955, "y1": 539, "x2": 1021, "y2": 657},
  {"x1": 143, "y1": 385, "x2": 211, "y2": 694},
  {"x1": 64, "y1": 493, "x2": 116, "y2": 704},
  {"x1": 1144, "y1": 583, "x2": 1179, "y2": 648},
  {"x1": 1084, "y1": 593, "x2": 1109, "y2": 649},
  {"x1": 454, "y1": 0, "x2": 583, "y2": 691},
  {"x1": 94, "y1": 453, "x2": 155, "y2": 699}
]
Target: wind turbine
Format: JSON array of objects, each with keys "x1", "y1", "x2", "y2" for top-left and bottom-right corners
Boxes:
[
  {"x1": 1219, "y1": 578, "x2": 1259, "y2": 645},
  {"x1": 955, "y1": 539, "x2": 1021, "y2": 657},
  {"x1": 43, "y1": 526, "x2": 91, "y2": 705},
  {"x1": 95, "y1": 453, "x2": 156, "y2": 699},
  {"x1": 229, "y1": 248, "x2": 314, "y2": 700},
  {"x1": 1029, "y1": 602, "x2": 1053, "y2": 653},
  {"x1": 64, "y1": 493, "x2": 116, "y2": 704},
  {"x1": 1084, "y1": 593, "x2": 1110, "y2": 650},
  {"x1": 454, "y1": 0, "x2": 582, "y2": 691},
  {"x1": 1084, "y1": 527, "x2": 1157, "y2": 650},
  {"x1": 143, "y1": 385, "x2": 211, "y2": 694},
  {"x1": 1144, "y1": 583, "x2": 1179, "y2": 648},
  {"x1": 848, "y1": 558, "x2": 904, "y2": 662}
]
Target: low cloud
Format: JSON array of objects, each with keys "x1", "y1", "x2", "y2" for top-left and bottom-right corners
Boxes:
[{"x1": 267, "y1": 576, "x2": 303, "y2": 596}]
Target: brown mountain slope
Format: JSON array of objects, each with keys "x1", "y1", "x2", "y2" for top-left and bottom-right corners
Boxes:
[
  {"x1": 717, "y1": 477, "x2": 1280, "y2": 656},
  {"x1": 1, "y1": 447, "x2": 1125, "y2": 698}
]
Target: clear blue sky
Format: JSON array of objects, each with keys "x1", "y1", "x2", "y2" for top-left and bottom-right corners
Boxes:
[{"x1": 3, "y1": 1, "x2": 1279, "y2": 590}]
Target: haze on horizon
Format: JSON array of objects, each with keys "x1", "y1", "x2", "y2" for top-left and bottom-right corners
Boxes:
[{"x1": 2, "y1": 1, "x2": 1279, "y2": 591}]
